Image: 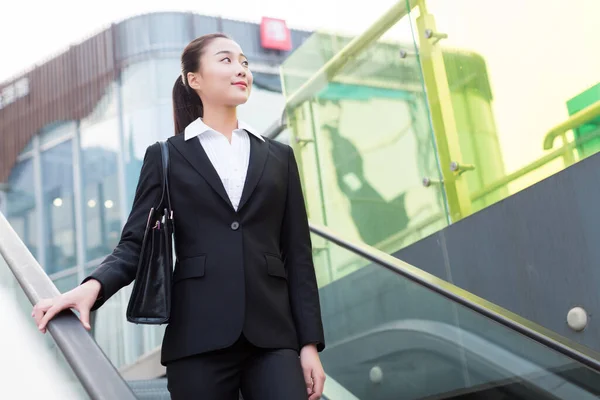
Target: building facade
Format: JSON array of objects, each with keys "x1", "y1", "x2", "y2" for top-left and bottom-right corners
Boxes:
[{"x1": 0, "y1": 12, "x2": 310, "y2": 367}]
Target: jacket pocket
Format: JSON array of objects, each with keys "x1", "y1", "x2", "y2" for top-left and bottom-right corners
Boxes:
[
  {"x1": 265, "y1": 254, "x2": 287, "y2": 279},
  {"x1": 173, "y1": 255, "x2": 206, "y2": 283}
]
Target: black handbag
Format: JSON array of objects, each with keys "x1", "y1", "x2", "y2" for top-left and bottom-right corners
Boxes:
[{"x1": 126, "y1": 141, "x2": 174, "y2": 324}]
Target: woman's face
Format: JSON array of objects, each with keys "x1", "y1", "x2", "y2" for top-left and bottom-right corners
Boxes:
[{"x1": 188, "y1": 37, "x2": 253, "y2": 108}]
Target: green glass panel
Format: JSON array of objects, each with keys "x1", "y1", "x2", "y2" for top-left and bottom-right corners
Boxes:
[
  {"x1": 406, "y1": 0, "x2": 600, "y2": 215},
  {"x1": 282, "y1": 14, "x2": 449, "y2": 271}
]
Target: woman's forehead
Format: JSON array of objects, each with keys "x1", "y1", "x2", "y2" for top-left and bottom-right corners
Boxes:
[{"x1": 206, "y1": 38, "x2": 244, "y2": 56}]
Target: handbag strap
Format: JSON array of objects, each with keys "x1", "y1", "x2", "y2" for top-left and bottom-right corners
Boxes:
[{"x1": 158, "y1": 141, "x2": 173, "y2": 217}]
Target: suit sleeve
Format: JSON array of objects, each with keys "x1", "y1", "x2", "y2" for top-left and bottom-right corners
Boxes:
[
  {"x1": 281, "y1": 146, "x2": 325, "y2": 352},
  {"x1": 82, "y1": 143, "x2": 163, "y2": 311}
]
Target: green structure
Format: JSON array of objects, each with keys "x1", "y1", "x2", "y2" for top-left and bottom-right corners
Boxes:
[
  {"x1": 280, "y1": 31, "x2": 505, "y2": 264},
  {"x1": 443, "y1": 50, "x2": 507, "y2": 212},
  {"x1": 279, "y1": 0, "x2": 600, "y2": 284},
  {"x1": 567, "y1": 82, "x2": 600, "y2": 158}
]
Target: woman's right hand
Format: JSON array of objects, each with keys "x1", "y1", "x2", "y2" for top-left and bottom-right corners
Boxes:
[{"x1": 32, "y1": 279, "x2": 102, "y2": 334}]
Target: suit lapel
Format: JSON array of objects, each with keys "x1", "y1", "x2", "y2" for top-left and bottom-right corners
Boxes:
[
  {"x1": 169, "y1": 135, "x2": 235, "y2": 211},
  {"x1": 238, "y1": 134, "x2": 269, "y2": 212}
]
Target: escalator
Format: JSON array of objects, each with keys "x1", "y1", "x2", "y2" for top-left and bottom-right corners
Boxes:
[
  {"x1": 310, "y1": 224, "x2": 600, "y2": 399},
  {"x1": 2, "y1": 210, "x2": 600, "y2": 399}
]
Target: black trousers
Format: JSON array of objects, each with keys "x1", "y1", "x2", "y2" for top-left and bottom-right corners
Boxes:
[{"x1": 165, "y1": 334, "x2": 307, "y2": 400}]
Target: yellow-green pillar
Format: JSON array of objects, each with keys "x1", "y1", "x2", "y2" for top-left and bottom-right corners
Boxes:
[{"x1": 416, "y1": 0, "x2": 472, "y2": 221}]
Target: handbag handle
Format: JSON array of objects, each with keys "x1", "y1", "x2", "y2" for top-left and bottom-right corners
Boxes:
[{"x1": 157, "y1": 141, "x2": 173, "y2": 218}]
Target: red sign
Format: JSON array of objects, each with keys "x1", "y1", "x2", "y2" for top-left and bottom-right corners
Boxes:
[{"x1": 260, "y1": 17, "x2": 292, "y2": 51}]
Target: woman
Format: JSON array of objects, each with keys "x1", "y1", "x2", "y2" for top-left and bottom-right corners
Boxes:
[{"x1": 32, "y1": 33, "x2": 326, "y2": 400}]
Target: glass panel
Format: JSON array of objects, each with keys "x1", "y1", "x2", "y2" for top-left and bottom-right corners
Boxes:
[
  {"x1": 122, "y1": 60, "x2": 176, "y2": 210},
  {"x1": 280, "y1": 34, "x2": 336, "y2": 97},
  {"x1": 92, "y1": 285, "x2": 164, "y2": 368},
  {"x1": 274, "y1": 128, "x2": 291, "y2": 146},
  {"x1": 81, "y1": 89, "x2": 122, "y2": 262},
  {"x1": 42, "y1": 140, "x2": 76, "y2": 274},
  {"x1": 117, "y1": 13, "x2": 191, "y2": 61},
  {"x1": 52, "y1": 272, "x2": 79, "y2": 294},
  {"x1": 314, "y1": 233, "x2": 600, "y2": 399},
  {"x1": 122, "y1": 105, "x2": 166, "y2": 210},
  {"x1": 280, "y1": 12, "x2": 448, "y2": 276},
  {"x1": 155, "y1": 58, "x2": 181, "y2": 103},
  {"x1": 87, "y1": 256, "x2": 163, "y2": 368},
  {"x1": 116, "y1": 16, "x2": 151, "y2": 61},
  {"x1": 147, "y1": 13, "x2": 191, "y2": 49},
  {"x1": 40, "y1": 121, "x2": 76, "y2": 147},
  {"x1": 0, "y1": 255, "x2": 88, "y2": 399},
  {"x1": 6, "y1": 158, "x2": 38, "y2": 259},
  {"x1": 406, "y1": 1, "x2": 600, "y2": 215},
  {"x1": 93, "y1": 290, "x2": 131, "y2": 367},
  {"x1": 121, "y1": 61, "x2": 158, "y2": 113},
  {"x1": 238, "y1": 83, "x2": 286, "y2": 134},
  {"x1": 191, "y1": 14, "x2": 220, "y2": 38}
]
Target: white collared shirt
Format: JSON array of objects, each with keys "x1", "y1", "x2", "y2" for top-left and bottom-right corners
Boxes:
[{"x1": 184, "y1": 118, "x2": 265, "y2": 211}]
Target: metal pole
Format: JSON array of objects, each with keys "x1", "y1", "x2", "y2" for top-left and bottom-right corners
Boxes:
[
  {"x1": 415, "y1": 0, "x2": 472, "y2": 221},
  {"x1": 543, "y1": 99, "x2": 600, "y2": 150}
]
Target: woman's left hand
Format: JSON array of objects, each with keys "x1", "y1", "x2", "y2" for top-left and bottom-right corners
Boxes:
[{"x1": 300, "y1": 344, "x2": 326, "y2": 400}]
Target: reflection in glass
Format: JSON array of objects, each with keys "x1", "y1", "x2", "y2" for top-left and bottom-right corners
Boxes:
[
  {"x1": 6, "y1": 158, "x2": 38, "y2": 259},
  {"x1": 314, "y1": 233, "x2": 600, "y2": 399},
  {"x1": 42, "y1": 140, "x2": 76, "y2": 274},
  {"x1": 281, "y1": 31, "x2": 448, "y2": 268}
]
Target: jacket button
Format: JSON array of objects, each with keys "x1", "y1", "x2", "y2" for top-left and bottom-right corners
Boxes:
[{"x1": 231, "y1": 221, "x2": 240, "y2": 230}]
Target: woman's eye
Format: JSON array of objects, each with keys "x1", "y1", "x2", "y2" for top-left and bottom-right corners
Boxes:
[
  {"x1": 242, "y1": 61, "x2": 249, "y2": 67},
  {"x1": 221, "y1": 57, "x2": 231, "y2": 63}
]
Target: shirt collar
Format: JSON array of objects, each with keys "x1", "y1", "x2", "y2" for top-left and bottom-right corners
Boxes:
[{"x1": 184, "y1": 118, "x2": 265, "y2": 142}]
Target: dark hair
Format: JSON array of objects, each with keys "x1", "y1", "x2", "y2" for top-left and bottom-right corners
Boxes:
[{"x1": 172, "y1": 33, "x2": 231, "y2": 134}]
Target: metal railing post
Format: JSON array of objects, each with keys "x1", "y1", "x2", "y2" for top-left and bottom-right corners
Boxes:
[{"x1": 415, "y1": 0, "x2": 472, "y2": 222}]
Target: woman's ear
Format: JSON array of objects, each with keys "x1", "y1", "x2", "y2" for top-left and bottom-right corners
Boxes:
[{"x1": 187, "y1": 72, "x2": 201, "y2": 91}]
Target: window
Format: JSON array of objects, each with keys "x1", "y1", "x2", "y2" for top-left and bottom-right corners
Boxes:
[
  {"x1": 81, "y1": 116, "x2": 122, "y2": 261},
  {"x1": 6, "y1": 158, "x2": 38, "y2": 259},
  {"x1": 41, "y1": 140, "x2": 76, "y2": 274}
]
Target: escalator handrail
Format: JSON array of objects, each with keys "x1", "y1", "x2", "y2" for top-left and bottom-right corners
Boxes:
[
  {"x1": 0, "y1": 211, "x2": 137, "y2": 399},
  {"x1": 309, "y1": 222, "x2": 600, "y2": 372}
]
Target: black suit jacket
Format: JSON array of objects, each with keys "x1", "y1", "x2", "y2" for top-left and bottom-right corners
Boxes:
[{"x1": 84, "y1": 133, "x2": 325, "y2": 365}]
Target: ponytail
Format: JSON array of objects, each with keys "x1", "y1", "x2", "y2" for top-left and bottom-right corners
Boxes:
[
  {"x1": 172, "y1": 75, "x2": 203, "y2": 135},
  {"x1": 172, "y1": 33, "x2": 230, "y2": 135}
]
